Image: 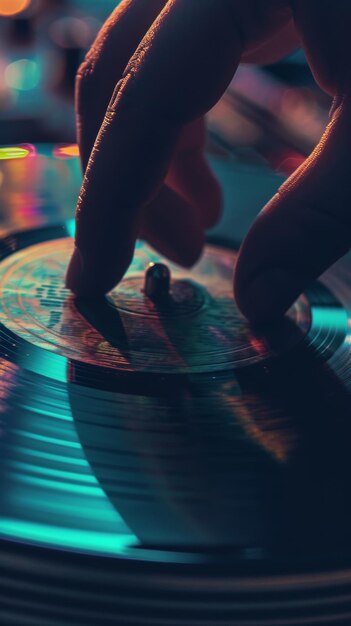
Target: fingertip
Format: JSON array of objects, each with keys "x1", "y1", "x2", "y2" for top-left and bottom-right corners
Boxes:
[
  {"x1": 139, "y1": 183, "x2": 205, "y2": 270},
  {"x1": 173, "y1": 231, "x2": 205, "y2": 268},
  {"x1": 168, "y1": 154, "x2": 223, "y2": 230},
  {"x1": 234, "y1": 266, "x2": 307, "y2": 325},
  {"x1": 141, "y1": 222, "x2": 204, "y2": 270},
  {"x1": 65, "y1": 245, "x2": 134, "y2": 297},
  {"x1": 65, "y1": 247, "x2": 85, "y2": 295},
  {"x1": 190, "y1": 155, "x2": 223, "y2": 229}
]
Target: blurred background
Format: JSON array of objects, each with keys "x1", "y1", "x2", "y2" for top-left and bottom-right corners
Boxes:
[
  {"x1": 0, "y1": 0, "x2": 333, "y2": 240},
  {"x1": 0, "y1": 0, "x2": 119, "y2": 144}
]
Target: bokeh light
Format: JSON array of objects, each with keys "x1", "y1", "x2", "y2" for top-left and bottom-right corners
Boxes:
[
  {"x1": 0, "y1": 0, "x2": 31, "y2": 17},
  {"x1": 53, "y1": 144, "x2": 80, "y2": 159},
  {"x1": 5, "y1": 59, "x2": 41, "y2": 92},
  {"x1": 49, "y1": 17, "x2": 94, "y2": 49},
  {"x1": 0, "y1": 147, "x2": 30, "y2": 160}
]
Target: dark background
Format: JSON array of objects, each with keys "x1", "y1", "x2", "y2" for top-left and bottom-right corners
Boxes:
[
  {"x1": 0, "y1": 0, "x2": 332, "y2": 241},
  {"x1": 0, "y1": 0, "x2": 329, "y2": 150},
  {"x1": 0, "y1": 0, "x2": 119, "y2": 144}
]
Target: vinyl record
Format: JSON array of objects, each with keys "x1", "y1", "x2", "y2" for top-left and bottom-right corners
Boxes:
[{"x1": 1, "y1": 224, "x2": 351, "y2": 625}]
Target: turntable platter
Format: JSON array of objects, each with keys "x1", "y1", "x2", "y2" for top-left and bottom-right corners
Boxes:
[{"x1": 1, "y1": 225, "x2": 351, "y2": 625}]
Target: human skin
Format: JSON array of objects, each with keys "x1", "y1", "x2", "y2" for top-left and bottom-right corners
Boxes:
[{"x1": 66, "y1": 0, "x2": 351, "y2": 324}]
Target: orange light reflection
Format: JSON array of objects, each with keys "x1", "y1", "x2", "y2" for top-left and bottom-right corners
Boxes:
[
  {"x1": 53, "y1": 145, "x2": 80, "y2": 159},
  {"x1": 0, "y1": 0, "x2": 31, "y2": 16}
]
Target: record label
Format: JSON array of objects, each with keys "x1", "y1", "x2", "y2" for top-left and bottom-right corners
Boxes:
[{"x1": 0, "y1": 238, "x2": 311, "y2": 373}]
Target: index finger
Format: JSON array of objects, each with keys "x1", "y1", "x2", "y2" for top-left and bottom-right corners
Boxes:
[{"x1": 66, "y1": 0, "x2": 244, "y2": 296}]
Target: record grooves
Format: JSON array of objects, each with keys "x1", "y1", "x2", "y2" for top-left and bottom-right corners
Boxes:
[{"x1": 1, "y1": 224, "x2": 351, "y2": 624}]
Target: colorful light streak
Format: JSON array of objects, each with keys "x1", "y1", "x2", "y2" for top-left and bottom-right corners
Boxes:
[
  {"x1": 0, "y1": 147, "x2": 30, "y2": 160},
  {"x1": 0, "y1": 519, "x2": 133, "y2": 556},
  {"x1": 53, "y1": 144, "x2": 80, "y2": 159}
]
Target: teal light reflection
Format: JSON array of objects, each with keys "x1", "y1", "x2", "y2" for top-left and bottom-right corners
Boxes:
[
  {"x1": 65, "y1": 218, "x2": 75, "y2": 239},
  {"x1": 312, "y1": 307, "x2": 348, "y2": 331},
  {"x1": 16, "y1": 348, "x2": 67, "y2": 383},
  {"x1": 1, "y1": 366, "x2": 137, "y2": 557},
  {"x1": 0, "y1": 520, "x2": 133, "y2": 556},
  {"x1": 13, "y1": 444, "x2": 87, "y2": 467},
  {"x1": 12, "y1": 429, "x2": 81, "y2": 449},
  {"x1": 9, "y1": 460, "x2": 99, "y2": 485}
]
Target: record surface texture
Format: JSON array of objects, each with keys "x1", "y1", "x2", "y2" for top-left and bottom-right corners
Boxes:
[{"x1": 1, "y1": 224, "x2": 351, "y2": 625}]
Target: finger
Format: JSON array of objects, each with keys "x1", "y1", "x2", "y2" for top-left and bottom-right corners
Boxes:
[
  {"x1": 291, "y1": 0, "x2": 351, "y2": 96},
  {"x1": 166, "y1": 118, "x2": 222, "y2": 229},
  {"x1": 241, "y1": 18, "x2": 300, "y2": 64},
  {"x1": 139, "y1": 185, "x2": 204, "y2": 267},
  {"x1": 66, "y1": 184, "x2": 204, "y2": 296},
  {"x1": 66, "y1": 0, "x2": 244, "y2": 296},
  {"x1": 76, "y1": 0, "x2": 167, "y2": 170},
  {"x1": 76, "y1": 0, "x2": 220, "y2": 269},
  {"x1": 234, "y1": 95, "x2": 351, "y2": 324}
]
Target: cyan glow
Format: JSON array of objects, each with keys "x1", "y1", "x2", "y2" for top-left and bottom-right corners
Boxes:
[
  {"x1": 13, "y1": 445, "x2": 87, "y2": 467},
  {"x1": 15, "y1": 350, "x2": 67, "y2": 383},
  {"x1": 0, "y1": 519, "x2": 134, "y2": 556},
  {"x1": 9, "y1": 460, "x2": 98, "y2": 485},
  {"x1": 12, "y1": 473, "x2": 105, "y2": 497},
  {"x1": 20, "y1": 402, "x2": 72, "y2": 421},
  {"x1": 66, "y1": 218, "x2": 76, "y2": 239},
  {"x1": 12, "y1": 429, "x2": 81, "y2": 450},
  {"x1": 312, "y1": 307, "x2": 347, "y2": 331},
  {"x1": 14, "y1": 491, "x2": 123, "y2": 524},
  {"x1": 1, "y1": 348, "x2": 138, "y2": 559}
]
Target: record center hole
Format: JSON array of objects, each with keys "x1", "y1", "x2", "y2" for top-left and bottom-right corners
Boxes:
[{"x1": 112, "y1": 276, "x2": 206, "y2": 318}]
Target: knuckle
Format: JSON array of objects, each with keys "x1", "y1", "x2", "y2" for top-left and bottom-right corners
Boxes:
[
  {"x1": 76, "y1": 58, "x2": 96, "y2": 86},
  {"x1": 227, "y1": 0, "x2": 291, "y2": 49},
  {"x1": 75, "y1": 61, "x2": 97, "y2": 108},
  {"x1": 107, "y1": 70, "x2": 144, "y2": 116},
  {"x1": 76, "y1": 59, "x2": 97, "y2": 83}
]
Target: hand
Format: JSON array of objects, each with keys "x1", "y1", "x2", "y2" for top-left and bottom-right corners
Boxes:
[{"x1": 66, "y1": 0, "x2": 351, "y2": 325}]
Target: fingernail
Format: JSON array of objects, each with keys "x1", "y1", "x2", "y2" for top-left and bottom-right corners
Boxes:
[
  {"x1": 65, "y1": 247, "x2": 85, "y2": 294},
  {"x1": 238, "y1": 268, "x2": 306, "y2": 325}
]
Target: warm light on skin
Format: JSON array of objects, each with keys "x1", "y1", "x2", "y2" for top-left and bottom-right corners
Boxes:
[
  {"x1": 0, "y1": 147, "x2": 30, "y2": 160},
  {"x1": 53, "y1": 144, "x2": 80, "y2": 159},
  {"x1": 0, "y1": 0, "x2": 31, "y2": 16}
]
